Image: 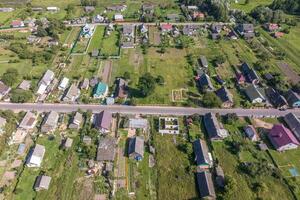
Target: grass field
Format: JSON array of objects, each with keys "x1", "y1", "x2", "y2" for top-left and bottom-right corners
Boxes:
[
  {"x1": 153, "y1": 133, "x2": 198, "y2": 200},
  {"x1": 87, "y1": 26, "x2": 105, "y2": 53},
  {"x1": 101, "y1": 31, "x2": 120, "y2": 56},
  {"x1": 230, "y1": 0, "x2": 273, "y2": 13}
]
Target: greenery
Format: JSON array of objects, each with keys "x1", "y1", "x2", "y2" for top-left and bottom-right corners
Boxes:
[
  {"x1": 202, "y1": 92, "x2": 222, "y2": 108},
  {"x1": 271, "y1": 0, "x2": 300, "y2": 14},
  {"x1": 137, "y1": 73, "x2": 156, "y2": 97},
  {"x1": 1, "y1": 68, "x2": 19, "y2": 86},
  {"x1": 10, "y1": 89, "x2": 32, "y2": 103}
]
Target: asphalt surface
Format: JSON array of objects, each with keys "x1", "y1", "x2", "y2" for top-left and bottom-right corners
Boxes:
[{"x1": 0, "y1": 103, "x2": 299, "y2": 117}]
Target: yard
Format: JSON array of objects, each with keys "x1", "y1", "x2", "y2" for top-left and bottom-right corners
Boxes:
[{"x1": 230, "y1": 0, "x2": 273, "y2": 13}]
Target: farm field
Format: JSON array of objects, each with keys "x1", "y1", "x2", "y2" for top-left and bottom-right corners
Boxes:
[{"x1": 87, "y1": 26, "x2": 105, "y2": 53}]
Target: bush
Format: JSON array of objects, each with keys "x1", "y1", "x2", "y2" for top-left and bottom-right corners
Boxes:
[{"x1": 10, "y1": 89, "x2": 32, "y2": 103}]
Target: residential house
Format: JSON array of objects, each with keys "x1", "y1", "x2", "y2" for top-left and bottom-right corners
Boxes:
[
  {"x1": 284, "y1": 113, "x2": 300, "y2": 142},
  {"x1": 211, "y1": 33, "x2": 221, "y2": 40},
  {"x1": 128, "y1": 136, "x2": 144, "y2": 161},
  {"x1": 199, "y1": 55, "x2": 208, "y2": 68},
  {"x1": 18, "y1": 80, "x2": 31, "y2": 90},
  {"x1": 80, "y1": 78, "x2": 89, "y2": 90},
  {"x1": 265, "y1": 87, "x2": 288, "y2": 109},
  {"x1": 41, "y1": 111, "x2": 59, "y2": 133},
  {"x1": 192, "y1": 11, "x2": 204, "y2": 20},
  {"x1": 182, "y1": 25, "x2": 198, "y2": 36},
  {"x1": 264, "y1": 23, "x2": 279, "y2": 32},
  {"x1": 167, "y1": 14, "x2": 179, "y2": 21},
  {"x1": 39, "y1": 70, "x2": 54, "y2": 87},
  {"x1": 107, "y1": 4, "x2": 127, "y2": 12},
  {"x1": 142, "y1": 3, "x2": 154, "y2": 13},
  {"x1": 215, "y1": 87, "x2": 233, "y2": 108},
  {"x1": 82, "y1": 24, "x2": 95, "y2": 38},
  {"x1": 203, "y1": 113, "x2": 228, "y2": 141},
  {"x1": 273, "y1": 31, "x2": 284, "y2": 38},
  {"x1": 214, "y1": 75, "x2": 225, "y2": 85},
  {"x1": 115, "y1": 78, "x2": 128, "y2": 98},
  {"x1": 268, "y1": 124, "x2": 299, "y2": 151},
  {"x1": 46, "y1": 7, "x2": 60, "y2": 12},
  {"x1": 27, "y1": 144, "x2": 45, "y2": 167},
  {"x1": 235, "y1": 71, "x2": 246, "y2": 85},
  {"x1": 93, "y1": 82, "x2": 108, "y2": 99},
  {"x1": 241, "y1": 62, "x2": 259, "y2": 84},
  {"x1": 0, "y1": 81, "x2": 11, "y2": 100},
  {"x1": 193, "y1": 139, "x2": 213, "y2": 170},
  {"x1": 94, "y1": 111, "x2": 112, "y2": 133},
  {"x1": 114, "y1": 13, "x2": 124, "y2": 21},
  {"x1": 69, "y1": 112, "x2": 83, "y2": 129},
  {"x1": 244, "y1": 84, "x2": 266, "y2": 104},
  {"x1": 160, "y1": 24, "x2": 173, "y2": 33},
  {"x1": 93, "y1": 15, "x2": 104, "y2": 23},
  {"x1": 285, "y1": 89, "x2": 300, "y2": 108},
  {"x1": 96, "y1": 137, "x2": 116, "y2": 162},
  {"x1": 0, "y1": 8, "x2": 14, "y2": 12},
  {"x1": 62, "y1": 84, "x2": 80, "y2": 102},
  {"x1": 158, "y1": 117, "x2": 180, "y2": 134},
  {"x1": 82, "y1": 135, "x2": 92, "y2": 145},
  {"x1": 27, "y1": 35, "x2": 41, "y2": 44},
  {"x1": 197, "y1": 73, "x2": 215, "y2": 92},
  {"x1": 122, "y1": 24, "x2": 134, "y2": 38},
  {"x1": 89, "y1": 77, "x2": 99, "y2": 87},
  {"x1": 34, "y1": 175, "x2": 51, "y2": 191},
  {"x1": 211, "y1": 23, "x2": 223, "y2": 33},
  {"x1": 128, "y1": 118, "x2": 148, "y2": 130},
  {"x1": 196, "y1": 171, "x2": 216, "y2": 199},
  {"x1": 11, "y1": 20, "x2": 24, "y2": 28},
  {"x1": 244, "y1": 125, "x2": 259, "y2": 141},
  {"x1": 9, "y1": 129, "x2": 27, "y2": 145},
  {"x1": 84, "y1": 6, "x2": 95, "y2": 13},
  {"x1": 19, "y1": 111, "x2": 37, "y2": 130},
  {"x1": 62, "y1": 138, "x2": 73, "y2": 149},
  {"x1": 58, "y1": 77, "x2": 69, "y2": 90},
  {"x1": 32, "y1": 7, "x2": 43, "y2": 12},
  {"x1": 237, "y1": 23, "x2": 255, "y2": 39}
]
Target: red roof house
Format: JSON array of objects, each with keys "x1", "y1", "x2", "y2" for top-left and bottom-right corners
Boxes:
[
  {"x1": 11, "y1": 20, "x2": 24, "y2": 28},
  {"x1": 268, "y1": 124, "x2": 299, "y2": 151},
  {"x1": 160, "y1": 24, "x2": 173, "y2": 32},
  {"x1": 265, "y1": 23, "x2": 279, "y2": 32},
  {"x1": 273, "y1": 32, "x2": 284, "y2": 38},
  {"x1": 193, "y1": 11, "x2": 204, "y2": 19},
  {"x1": 236, "y1": 72, "x2": 245, "y2": 85}
]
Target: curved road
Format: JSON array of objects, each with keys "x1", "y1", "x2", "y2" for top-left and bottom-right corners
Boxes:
[{"x1": 0, "y1": 103, "x2": 299, "y2": 117}]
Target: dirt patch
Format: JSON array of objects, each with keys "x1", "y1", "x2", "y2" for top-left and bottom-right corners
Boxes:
[
  {"x1": 101, "y1": 60, "x2": 112, "y2": 84},
  {"x1": 253, "y1": 119, "x2": 273, "y2": 129},
  {"x1": 78, "y1": 178, "x2": 94, "y2": 200},
  {"x1": 10, "y1": 160, "x2": 22, "y2": 169},
  {"x1": 1, "y1": 171, "x2": 16, "y2": 186},
  {"x1": 278, "y1": 62, "x2": 300, "y2": 84},
  {"x1": 149, "y1": 26, "x2": 161, "y2": 46},
  {"x1": 129, "y1": 50, "x2": 144, "y2": 72}
]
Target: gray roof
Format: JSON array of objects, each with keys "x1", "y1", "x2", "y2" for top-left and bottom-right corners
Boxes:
[
  {"x1": 40, "y1": 70, "x2": 54, "y2": 85},
  {"x1": 63, "y1": 84, "x2": 80, "y2": 102},
  {"x1": 167, "y1": 14, "x2": 179, "y2": 20},
  {"x1": 128, "y1": 136, "x2": 144, "y2": 157},
  {"x1": 245, "y1": 84, "x2": 265, "y2": 102},
  {"x1": 80, "y1": 78, "x2": 89, "y2": 89},
  {"x1": 95, "y1": 111, "x2": 112, "y2": 130},
  {"x1": 18, "y1": 80, "x2": 31, "y2": 90},
  {"x1": 196, "y1": 171, "x2": 216, "y2": 199},
  {"x1": 0, "y1": 81, "x2": 10, "y2": 95},
  {"x1": 96, "y1": 137, "x2": 116, "y2": 161},
  {"x1": 42, "y1": 111, "x2": 58, "y2": 130},
  {"x1": 34, "y1": 175, "x2": 51, "y2": 190},
  {"x1": 91, "y1": 49, "x2": 99, "y2": 57},
  {"x1": 64, "y1": 138, "x2": 73, "y2": 148},
  {"x1": 199, "y1": 55, "x2": 208, "y2": 67},
  {"x1": 284, "y1": 113, "x2": 300, "y2": 141},
  {"x1": 84, "y1": 6, "x2": 95, "y2": 12},
  {"x1": 73, "y1": 112, "x2": 83, "y2": 124},
  {"x1": 285, "y1": 89, "x2": 300, "y2": 107},
  {"x1": 32, "y1": 144, "x2": 45, "y2": 158},
  {"x1": 129, "y1": 118, "x2": 148, "y2": 129},
  {"x1": 240, "y1": 23, "x2": 254, "y2": 32},
  {"x1": 123, "y1": 24, "x2": 134, "y2": 35},
  {"x1": 19, "y1": 111, "x2": 36, "y2": 129}
]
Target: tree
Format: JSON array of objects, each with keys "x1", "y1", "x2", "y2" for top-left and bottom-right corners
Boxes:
[
  {"x1": 137, "y1": 73, "x2": 156, "y2": 97},
  {"x1": 156, "y1": 75, "x2": 165, "y2": 85},
  {"x1": 123, "y1": 71, "x2": 131, "y2": 80},
  {"x1": 202, "y1": 92, "x2": 222, "y2": 108},
  {"x1": 2, "y1": 68, "x2": 19, "y2": 86},
  {"x1": 222, "y1": 175, "x2": 237, "y2": 199},
  {"x1": 10, "y1": 89, "x2": 32, "y2": 103},
  {"x1": 213, "y1": 55, "x2": 226, "y2": 66}
]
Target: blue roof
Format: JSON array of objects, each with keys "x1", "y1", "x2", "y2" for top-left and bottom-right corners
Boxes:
[
  {"x1": 93, "y1": 82, "x2": 108, "y2": 96},
  {"x1": 17, "y1": 143, "x2": 25, "y2": 155}
]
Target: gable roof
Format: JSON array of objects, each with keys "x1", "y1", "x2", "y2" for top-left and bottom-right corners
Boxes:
[
  {"x1": 245, "y1": 84, "x2": 265, "y2": 102},
  {"x1": 203, "y1": 113, "x2": 227, "y2": 140},
  {"x1": 95, "y1": 111, "x2": 112, "y2": 130},
  {"x1": 128, "y1": 118, "x2": 148, "y2": 129},
  {"x1": 34, "y1": 175, "x2": 51, "y2": 190},
  {"x1": 196, "y1": 171, "x2": 216, "y2": 199},
  {"x1": 284, "y1": 113, "x2": 300, "y2": 142},
  {"x1": 96, "y1": 137, "x2": 116, "y2": 161},
  {"x1": 285, "y1": 89, "x2": 300, "y2": 107},
  {"x1": 268, "y1": 124, "x2": 299, "y2": 150},
  {"x1": 198, "y1": 74, "x2": 214, "y2": 91},
  {"x1": 128, "y1": 136, "x2": 144, "y2": 157},
  {"x1": 32, "y1": 144, "x2": 45, "y2": 159},
  {"x1": 193, "y1": 139, "x2": 211, "y2": 166},
  {"x1": 19, "y1": 111, "x2": 37, "y2": 129},
  {"x1": 265, "y1": 87, "x2": 287, "y2": 108},
  {"x1": 216, "y1": 87, "x2": 233, "y2": 104},
  {"x1": 0, "y1": 81, "x2": 10, "y2": 95}
]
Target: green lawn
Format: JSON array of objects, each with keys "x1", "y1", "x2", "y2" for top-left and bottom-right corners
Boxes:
[
  {"x1": 88, "y1": 26, "x2": 105, "y2": 53},
  {"x1": 230, "y1": 0, "x2": 273, "y2": 13},
  {"x1": 153, "y1": 133, "x2": 197, "y2": 200},
  {"x1": 101, "y1": 30, "x2": 120, "y2": 56}
]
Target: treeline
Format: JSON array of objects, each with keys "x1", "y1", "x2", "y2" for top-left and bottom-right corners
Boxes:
[
  {"x1": 270, "y1": 0, "x2": 300, "y2": 14},
  {"x1": 179, "y1": 0, "x2": 229, "y2": 21}
]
